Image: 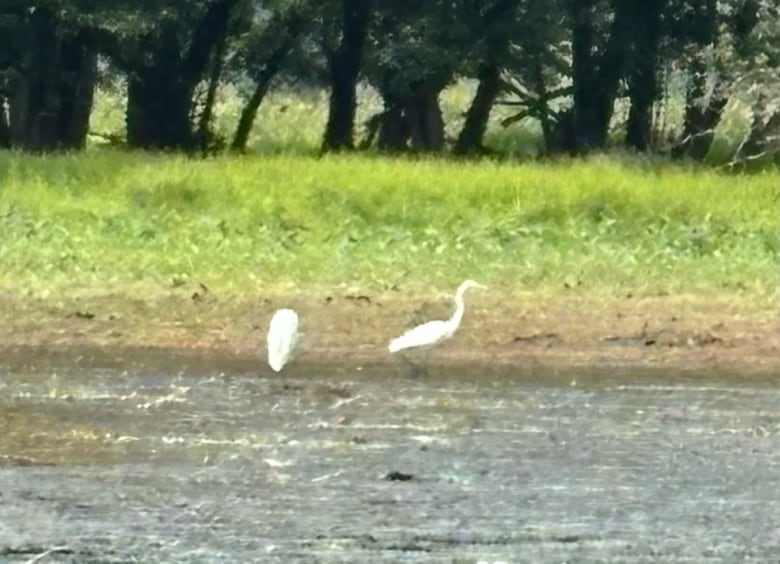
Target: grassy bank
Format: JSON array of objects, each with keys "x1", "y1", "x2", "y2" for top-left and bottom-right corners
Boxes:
[{"x1": 0, "y1": 151, "x2": 777, "y2": 309}]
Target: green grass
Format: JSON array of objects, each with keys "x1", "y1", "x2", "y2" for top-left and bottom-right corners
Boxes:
[{"x1": 0, "y1": 150, "x2": 777, "y2": 309}]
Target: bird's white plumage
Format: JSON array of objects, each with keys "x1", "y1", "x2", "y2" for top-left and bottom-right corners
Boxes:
[
  {"x1": 388, "y1": 280, "x2": 485, "y2": 353},
  {"x1": 388, "y1": 320, "x2": 452, "y2": 353},
  {"x1": 267, "y1": 308, "x2": 300, "y2": 372}
]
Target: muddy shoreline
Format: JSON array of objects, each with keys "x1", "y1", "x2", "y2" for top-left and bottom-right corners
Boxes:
[{"x1": 0, "y1": 292, "x2": 777, "y2": 374}]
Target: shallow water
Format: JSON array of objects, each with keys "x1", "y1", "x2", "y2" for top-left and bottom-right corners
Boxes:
[{"x1": 1, "y1": 347, "x2": 779, "y2": 562}]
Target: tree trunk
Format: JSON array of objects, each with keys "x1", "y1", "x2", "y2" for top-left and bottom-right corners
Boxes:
[
  {"x1": 568, "y1": 0, "x2": 597, "y2": 152},
  {"x1": 231, "y1": 15, "x2": 304, "y2": 152},
  {"x1": 530, "y1": 54, "x2": 556, "y2": 152},
  {"x1": 5, "y1": 7, "x2": 96, "y2": 151},
  {"x1": 454, "y1": 63, "x2": 502, "y2": 155},
  {"x1": 7, "y1": 72, "x2": 28, "y2": 146},
  {"x1": 182, "y1": 0, "x2": 240, "y2": 79},
  {"x1": 57, "y1": 32, "x2": 98, "y2": 150},
  {"x1": 408, "y1": 86, "x2": 445, "y2": 152},
  {"x1": 671, "y1": 0, "x2": 725, "y2": 161},
  {"x1": 672, "y1": 69, "x2": 728, "y2": 161},
  {"x1": 119, "y1": 18, "x2": 196, "y2": 150},
  {"x1": 230, "y1": 78, "x2": 271, "y2": 153},
  {"x1": 126, "y1": 69, "x2": 196, "y2": 150},
  {"x1": 625, "y1": 0, "x2": 664, "y2": 151},
  {"x1": 322, "y1": 0, "x2": 372, "y2": 152},
  {"x1": 376, "y1": 96, "x2": 409, "y2": 152},
  {"x1": 0, "y1": 96, "x2": 9, "y2": 148},
  {"x1": 13, "y1": 6, "x2": 61, "y2": 151},
  {"x1": 104, "y1": 0, "x2": 240, "y2": 151},
  {"x1": 198, "y1": 32, "x2": 227, "y2": 155},
  {"x1": 451, "y1": 0, "x2": 521, "y2": 155},
  {"x1": 375, "y1": 84, "x2": 445, "y2": 153},
  {"x1": 554, "y1": 0, "x2": 634, "y2": 153},
  {"x1": 580, "y1": 0, "x2": 634, "y2": 150}
]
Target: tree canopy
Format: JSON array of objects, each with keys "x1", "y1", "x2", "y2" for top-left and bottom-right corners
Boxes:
[{"x1": 0, "y1": 0, "x2": 777, "y2": 164}]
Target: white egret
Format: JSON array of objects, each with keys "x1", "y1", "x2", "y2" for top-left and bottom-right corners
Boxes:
[
  {"x1": 267, "y1": 308, "x2": 300, "y2": 372},
  {"x1": 388, "y1": 280, "x2": 486, "y2": 354}
]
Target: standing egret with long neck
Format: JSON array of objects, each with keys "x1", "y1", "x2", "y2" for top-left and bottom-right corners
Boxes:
[{"x1": 388, "y1": 280, "x2": 486, "y2": 354}]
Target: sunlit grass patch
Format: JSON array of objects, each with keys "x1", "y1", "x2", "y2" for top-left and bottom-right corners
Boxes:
[{"x1": 0, "y1": 151, "x2": 776, "y2": 310}]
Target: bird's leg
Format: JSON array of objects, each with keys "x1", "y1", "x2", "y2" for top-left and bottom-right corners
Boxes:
[
  {"x1": 400, "y1": 351, "x2": 430, "y2": 378},
  {"x1": 419, "y1": 348, "x2": 433, "y2": 377},
  {"x1": 399, "y1": 352, "x2": 417, "y2": 376}
]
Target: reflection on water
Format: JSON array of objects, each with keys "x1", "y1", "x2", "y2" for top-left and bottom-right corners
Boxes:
[{"x1": 1, "y1": 346, "x2": 779, "y2": 561}]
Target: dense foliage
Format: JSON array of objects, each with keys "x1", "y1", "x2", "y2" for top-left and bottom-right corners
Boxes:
[{"x1": 0, "y1": 0, "x2": 778, "y2": 164}]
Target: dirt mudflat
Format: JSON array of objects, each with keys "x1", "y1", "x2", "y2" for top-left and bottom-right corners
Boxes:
[{"x1": 0, "y1": 292, "x2": 777, "y2": 373}]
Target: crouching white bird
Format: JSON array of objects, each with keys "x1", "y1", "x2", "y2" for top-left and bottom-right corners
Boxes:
[
  {"x1": 267, "y1": 308, "x2": 300, "y2": 372},
  {"x1": 388, "y1": 280, "x2": 486, "y2": 354}
]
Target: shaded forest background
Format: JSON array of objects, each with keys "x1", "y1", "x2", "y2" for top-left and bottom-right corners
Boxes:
[{"x1": 1, "y1": 0, "x2": 778, "y2": 166}]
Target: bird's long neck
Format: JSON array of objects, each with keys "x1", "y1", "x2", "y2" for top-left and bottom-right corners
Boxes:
[{"x1": 447, "y1": 287, "x2": 468, "y2": 331}]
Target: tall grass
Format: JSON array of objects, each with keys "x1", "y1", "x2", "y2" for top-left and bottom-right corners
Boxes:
[{"x1": 0, "y1": 151, "x2": 776, "y2": 307}]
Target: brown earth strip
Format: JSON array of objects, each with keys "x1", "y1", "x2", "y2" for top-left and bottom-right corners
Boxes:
[{"x1": 0, "y1": 292, "x2": 777, "y2": 374}]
